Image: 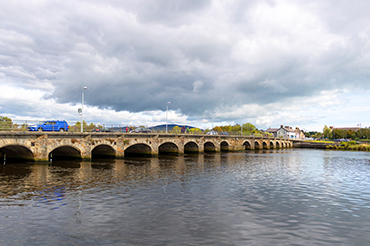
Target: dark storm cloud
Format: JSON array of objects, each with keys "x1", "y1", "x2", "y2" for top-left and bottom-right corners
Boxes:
[{"x1": 1, "y1": 0, "x2": 370, "y2": 123}]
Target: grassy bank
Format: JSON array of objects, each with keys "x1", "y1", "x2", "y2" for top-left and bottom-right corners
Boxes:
[
  {"x1": 326, "y1": 141, "x2": 370, "y2": 151},
  {"x1": 305, "y1": 140, "x2": 335, "y2": 144}
]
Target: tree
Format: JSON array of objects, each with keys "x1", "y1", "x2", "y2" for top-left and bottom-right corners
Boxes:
[
  {"x1": 74, "y1": 120, "x2": 89, "y2": 132},
  {"x1": 220, "y1": 125, "x2": 232, "y2": 132},
  {"x1": 20, "y1": 123, "x2": 28, "y2": 131},
  {"x1": 333, "y1": 129, "x2": 345, "y2": 139},
  {"x1": 87, "y1": 123, "x2": 96, "y2": 132},
  {"x1": 314, "y1": 132, "x2": 323, "y2": 139},
  {"x1": 242, "y1": 123, "x2": 257, "y2": 135},
  {"x1": 323, "y1": 125, "x2": 332, "y2": 139},
  {"x1": 172, "y1": 126, "x2": 181, "y2": 134},
  {"x1": 0, "y1": 116, "x2": 12, "y2": 131},
  {"x1": 210, "y1": 122, "x2": 258, "y2": 136},
  {"x1": 243, "y1": 123, "x2": 256, "y2": 132},
  {"x1": 357, "y1": 128, "x2": 370, "y2": 140},
  {"x1": 231, "y1": 124, "x2": 241, "y2": 133},
  {"x1": 189, "y1": 128, "x2": 202, "y2": 134},
  {"x1": 213, "y1": 126, "x2": 222, "y2": 133}
]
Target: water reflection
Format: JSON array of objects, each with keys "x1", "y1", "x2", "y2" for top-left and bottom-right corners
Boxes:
[
  {"x1": 1, "y1": 150, "x2": 370, "y2": 245},
  {"x1": 0, "y1": 153, "x2": 249, "y2": 205}
]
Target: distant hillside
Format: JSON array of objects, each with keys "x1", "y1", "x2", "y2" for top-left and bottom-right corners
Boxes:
[{"x1": 149, "y1": 124, "x2": 200, "y2": 131}]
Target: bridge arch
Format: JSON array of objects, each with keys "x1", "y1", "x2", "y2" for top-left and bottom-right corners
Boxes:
[
  {"x1": 124, "y1": 143, "x2": 152, "y2": 157},
  {"x1": 270, "y1": 141, "x2": 275, "y2": 149},
  {"x1": 255, "y1": 141, "x2": 262, "y2": 150},
  {"x1": 50, "y1": 145, "x2": 81, "y2": 160},
  {"x1": 0, "y1": 144, "x2": 34, "y2": 163},
  {"x1": 159, "y1": 142, "x2": 179, "y2": 155},
  {"x1": 92, "y1": 144, "x2": 116, "y2": 158},
  {"x1": 204, "y1": 141, "x2": 216, "y2": 152},
  {"x1": 276, "y1": 141, "x2": 281, "y2": 148},
  {"x1": 220, "y1": 141, "x2": 229, "y2": 151},
  {"x1": 263, "y1": 141, "x2": 268, "y2": 149},
  {"x1": 243, "y1": 140, "x2": 252, "y2": 150},
  {"x1": 184, "y1": 141, "x2": 199, "y2": 153}
]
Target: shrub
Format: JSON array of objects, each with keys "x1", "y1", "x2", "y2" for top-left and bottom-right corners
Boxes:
[
  {"x1": 348, "y1": 140, "x2": 357, "y2": 146},
  {"x1": 189, "y1": 128, "x2": 202, "y2": 134},
  {"x1": 172, "y1": 126, "x2": 181, "y2": 134}
]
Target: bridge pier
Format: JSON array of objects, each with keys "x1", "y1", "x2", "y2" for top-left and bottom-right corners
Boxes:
[
  {"x1": 178, "y1": 145, "x2": 184, "y2": 155},
  {"x1": 199, "y1": 144, "x2": 204, "y2": 153},
  {"x1": 116, "y1": 138, "x2": 125, "y2": 158},
  {"x1": 81, "y1": 151, "x2": 91, "y2": 160},
  {"x1": 250, "y1": 141, "x2": 255, "y2": 150},
  {"x1": 151, "y1": 145, "x2": 159, "y2": 156},
  {"x1": 228, "y1": 145, "x2": 245, "y2": 151},
  {"x1": 116, "y1": 151, "x2": 125, "y2": 158},
  {"x1": 30, "y1": 134, "x2": 49, "y2": 162}
]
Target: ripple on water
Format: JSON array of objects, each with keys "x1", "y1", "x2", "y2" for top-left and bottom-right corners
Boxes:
[{"x1": 1, "y1": 150, "x2": 370, "y2": 245}]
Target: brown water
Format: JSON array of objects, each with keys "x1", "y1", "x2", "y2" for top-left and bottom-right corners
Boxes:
[{"x1": 1, "y1": 149, "x2": 370, "y2": 245}]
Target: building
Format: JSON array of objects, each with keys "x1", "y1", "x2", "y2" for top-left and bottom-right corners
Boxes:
[
  {"x1": 266, "y1": 125, "x2": 304, "y2": 139},
  {"x1": 266, "y1": 127, "x2": 279, "y2": 137}
]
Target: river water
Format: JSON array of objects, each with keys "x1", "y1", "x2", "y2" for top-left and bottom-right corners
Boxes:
[{"x1": 1, "y1": 149, "x2": 370, "y2": 245}]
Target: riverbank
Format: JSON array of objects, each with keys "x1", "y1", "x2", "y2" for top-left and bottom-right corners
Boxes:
[
  {"x1": 295, "y1": 140, "x2": 370, "y2": 151},
  {"x1": 326, "y1": 142, "x2": 370, "y2": 151},
  {"x1": 294, "y1": 141, "x2": 336, "y2": 149}
]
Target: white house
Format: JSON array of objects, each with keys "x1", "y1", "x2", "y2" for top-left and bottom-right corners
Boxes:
[{"x1": 266, "y1": 125, "x2": 304, "y2": 139}]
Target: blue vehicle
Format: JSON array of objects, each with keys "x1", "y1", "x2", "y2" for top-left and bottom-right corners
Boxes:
[{"x1": 28, "y1": 120, "x2": 69, "y2": 132}]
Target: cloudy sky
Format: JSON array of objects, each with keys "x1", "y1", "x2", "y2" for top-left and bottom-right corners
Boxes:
[{"x1": 1, "y1": 0, "x2": 370, "y2": 131}]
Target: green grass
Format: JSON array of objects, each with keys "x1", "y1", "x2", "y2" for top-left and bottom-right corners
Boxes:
[
  {"x1": 304, "y1": 140, "x2": 335, "y2": 144},
  {"x1": 325, "y1": 141, "x2": 370, "y2": 151}
]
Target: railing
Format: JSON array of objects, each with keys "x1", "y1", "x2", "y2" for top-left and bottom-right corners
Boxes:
[
  {"x1": 0, "y1": 120, "x2": 297, "y2": 138},
  {"x1": 0, "y1": 120, "x2": 148, "y2": 133}
]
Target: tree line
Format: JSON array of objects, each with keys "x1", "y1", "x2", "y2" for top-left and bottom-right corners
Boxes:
[{"x1": 313, "y1": 125, "x2": 370, "y2": 141}]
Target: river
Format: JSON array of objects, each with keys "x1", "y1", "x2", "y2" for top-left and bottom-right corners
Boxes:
[{"x1": 1, "y1": 149, "x2": 370, "y2": 245}]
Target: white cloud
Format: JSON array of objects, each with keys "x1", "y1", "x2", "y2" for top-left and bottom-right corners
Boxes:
[{"x1": 1, "y1": 0, "x2": 370, "y2": 132}]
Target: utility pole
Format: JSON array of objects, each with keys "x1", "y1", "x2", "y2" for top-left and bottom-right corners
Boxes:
[
  {"x1": 81, "y1": 86, "x2": 87, "y2": 132},
  {"x1": 166, "y1": 101, "x2": 170, "y2": 133}
]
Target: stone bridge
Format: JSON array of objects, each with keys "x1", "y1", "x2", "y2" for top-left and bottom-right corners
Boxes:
[{"x1": 0, "y1": 132, "x2": 298, "y2": 162}]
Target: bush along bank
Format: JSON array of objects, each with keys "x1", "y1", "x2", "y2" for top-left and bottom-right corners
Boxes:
[{"x1": 326, "y1": 140, "x2": 370, "y2": 151}]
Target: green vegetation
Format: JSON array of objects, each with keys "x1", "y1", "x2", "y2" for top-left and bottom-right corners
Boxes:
[
  {"x1": 305, "y1": 140, "x2": 335, "y2": 144},
  {"x1": 204, "y1": 122, "x2": 263, "y2": 136},
  {"x1": 0, "y1": 116, "x2": 12, "y2": 131},
  {"x1": 71, "y1": 121, "x2": 97, "y2": 132},
  {"x1": 305, "y1": 125, "x2": 370, "y2": 142},
  {"x1": 326, "y1": 140, "x2": 370, "y2": 151},
  {"x1": 306, "y1": 125, "x2": 370, "y2": 152},
  {"x1": 171, "y1": 126, "x2": 181, "y2": 134},
  {"x1": 189, "y1": 128, "x2": 202, "y2": 134},
  {"x1": 323, "y1": 125, "x2": 332, "y2": 139}
]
